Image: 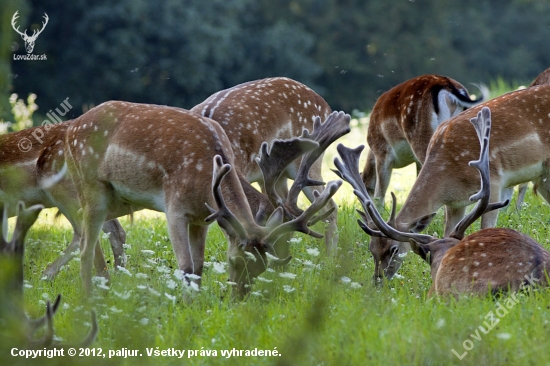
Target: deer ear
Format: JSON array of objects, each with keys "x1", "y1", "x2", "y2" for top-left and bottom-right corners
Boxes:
[
  {"x1": 408, "y1": 212, "x2": 437, "y2": 233},
  {"x1": 408, "y1": 239, "x2": 431, "y2": 263}
]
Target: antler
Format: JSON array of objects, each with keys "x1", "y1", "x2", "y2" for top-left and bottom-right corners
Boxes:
[
  {"x1": 262, "y1": 179, "x2": 342, "y2": 244},
  {"x1": 255, "y1": 137, "x2": 318, "y2": 209},
  {"x1": 205, "y1": 155, "x2": 248, "y2": 242},
  {"x1": 332, "y1": 144, "x2": 436, "y2": 244},
  {"x1": 449, "y1": 107, "x2": 509, "y2": 239},
  {"x1": 285, "y1": 111, "x2": 351, "y2": 216},
  {"x1": 11, "y1": 11, "x2": 26, "y2": 38}
]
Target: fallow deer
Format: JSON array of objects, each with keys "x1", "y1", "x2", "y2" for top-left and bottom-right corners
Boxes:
[
  {"x1": 0, "y1": 122, "x2": 126, "y2": 280},
  {"x1": 335, "y1": 107, "x2": 550, "y2": 295},
  {"x1": 0, "y1": 202, "x2": 97, "y2": 347},
  {"x1": 191, "y1": 77, "x2": 344, "y2": 256},
  {"x1": 350, "y1": 84, "x2": 550, "y2": 281},
  {"x1": 361, "y1": 74, "x2": 486, "y2": 207},
  {"x1": 531, "y1": 67, "x2": 550, "y2": 87},
  {"x1": 63, "y1": 101, "x2": 346, "y2": 297}
]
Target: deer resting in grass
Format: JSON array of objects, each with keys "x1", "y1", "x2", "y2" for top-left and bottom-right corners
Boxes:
[
  {"x1": 0, "y1": 123, "x2": 126, "y2": 280},
  {"x1": 191, "y1": 77, "x2": 345, "y2": 256},
  {"x1": 335, "y1": 107, "x2": 550, "y2": 295},
  {"x1": 64, "y1": 101, "x2": 345, "y2": 297},
  {"x1": 361, "y1": 74, "x2": 486, "y2": 207},
  {"x1": 0, "y1": 202, "x2": 97, "y2": 347},
  {"x1": 351, "y1": 84, "x2": 550, "y2": 281}
]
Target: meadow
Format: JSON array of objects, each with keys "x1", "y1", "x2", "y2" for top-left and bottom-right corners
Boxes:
[{"x1": 3, "y1": 86, "x2": 550, "y2": 366}]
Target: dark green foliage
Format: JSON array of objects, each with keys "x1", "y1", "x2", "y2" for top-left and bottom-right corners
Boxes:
[{"x1": 8, "y1": 0, "x2": 550, "y2": 115}]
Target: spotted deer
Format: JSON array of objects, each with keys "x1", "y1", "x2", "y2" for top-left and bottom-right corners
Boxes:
[
  {"x1": 350, "y1": 84, "x2": 550, "y2": 281},
  {"x1": 361, "y1": 74, "x2": 486, "y2": 207},
  {"x1": 191, "y1": 77, "x2": 343, "y2": 256},
  {"x1": 0, "y1": 202, "x2": 97, "y2": 347},
  {"x1": 336, "y1": 107, "x2": 550, "y2": 295},
  {"x1": 0, "y1": 123, "x2": 126, "y2": 280},
  {"x1": 63, "y1": 101, "x2": 346, "y2": 297},
  {"x1": 531, "y1": 67, "x2": 550, "y2": 87}
]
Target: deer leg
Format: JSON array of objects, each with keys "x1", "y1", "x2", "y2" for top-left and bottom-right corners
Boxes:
[
  {"x1": 42, "y1": 230, "x2": 81, "y2": 281},
  {"x1": 515, "y1": 183, "x2": 528, "y2": 210},
  {"x1": 165, "y1": 207, "x2": 203, "y2": 291},
  {"x1": 302, "y1": 160, "x2": 339, "y2": 255},
  {"x1": 480, "y1": 183, "x2": 503, "y2": 229},
  {"x1": 361, "y1": 149, "x2": 377, "y2": 196},
  {"x1": 443, "y1": 206, "x2": 466, "y2": 236},
  {"x1": 374, "y1": 153, "x2": 393, "y2": 208},
  {"x1": 102, "y1": 219, "x2": 127, "y2": 268}
]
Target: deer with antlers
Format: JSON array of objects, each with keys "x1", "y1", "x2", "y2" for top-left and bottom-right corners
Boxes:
[
  {"x1": 0, "y1": 122, "x2": 127, "y2": 280},
  {"x1": 361, "y1": 74, "x2": 486, "y2": 207},
  {"x1": 0, "y1": 202, "x2": 97, "y2": 347},
  {"x1": 191, "y1": 77, "x2": 345, "y2": 256},
  {"x1": 11, "y1": 11, "x2": 49, "y2": 54},
  {"x1": 347, "y1": 84, "x2": 550, "y2": 281},
  {"x1": 63, "y1": 101, "x2": 345, "y2": 297},
  {"x1": 335, "y1": 107, "x2": 550, "y2": 295}
]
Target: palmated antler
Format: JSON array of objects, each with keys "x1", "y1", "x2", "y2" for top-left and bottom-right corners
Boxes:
[
  {"x1": 332, "y1": 144, "x2": 436, "y2": 244},
  {"x1": 285, "y1": 111, "x2": 351, "y2": 216},
  {"x1": 255, "y1": 137, "x2": 318, "y2": 209},
  {"x1": 0, "y1": 202, "x2": 98, "y2": 348},
  {"x1": 449, "y1": 107, "x2": 509, "y2": 239},
  {"x1": 262, "y1": 180, "x2": 342, "y2": 244}
]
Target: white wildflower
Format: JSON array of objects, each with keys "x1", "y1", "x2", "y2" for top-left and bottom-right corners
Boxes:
[
  {"x1": 306, "y1": 247, "x2": 320, "y2": 257},
  {"x1": 136, "y1": 285, "x2": 147, "y2": 290},
  {"x1": 122, "y1": 243, "x2": 131, "y2": 249},
  {"x1": 157, "y1": 266, "x2": 171, "y2": 274},
  {"x1": 250, "y1": 291, "x2": 263, "y2": 297},
  {"x1": 212, "y1": 262, "x2": 226, "y2": 274},
  {"x1": 113, "y1": 290, "x2": 132, "y2": 300},
  {"x1": 173, "y1": 269, "x2": 185, "y2": 280},
  {"x1": 255, "y1": 277, "x2": 273, "y2": 283},
  {"x1": 135, "y1": 273, "x2": 148, "y2": 279},
  {"x1": 148, "y1": 287, "x2": 161, "y2": 296},
  {"x1": 436, "y1": 318, "x2": 445, "y2": 329},
  {"x1": 141, "y1": 249, "x2": 155, "y2": 255},
  {"x1": 341, "y1": 276, "x2": 352, "y2": 283},
  {"x1": 116, "y1": 266, "x2": 133, "y2": 277},
  {"x1": 496, "y1": 333, "x2": 512, "y2": 340},
  {"x1": 279, "y1": 272, "x2": 297, "y2": 280},
  {"x1": 165, "y1": 279, "x2": 178, "y2": 290},
  {"x1": 265, "y1": 252, "x2": 278, "y2": 261},
  {"x1": 165, "y1": 293, "x2": 176, "y2": 301},
  {"x1": 102, "y1": 232, "x2": 111, "y2": 240},
  {"x1": 109, "y1": 306, "x2": 123, "y2": 314},
  {"x1": 288, "y1": 237, "x2": 302, "y2": 244},
  {"x1": 244, "y1": 251, "x2": 257, "y2": 262},
  {"x1": 139, "y1": 318, "x2": 149, "y2": 325},
  {"x1": 350, "y1": 282, "x2": 362, "y2": 289},
  {"x1": 283, "y1": 285, "x2": 295, "y2": 293},
  {"x1": 185, "y1": 273, "x2": 201, "y2": 281}
]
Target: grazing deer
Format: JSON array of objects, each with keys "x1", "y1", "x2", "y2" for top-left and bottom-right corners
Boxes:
[
  {"x1": 0, "y1": 122, "x2": 126, "y2": 280},
  {"x1": 361, "y1": 74, "x2": 486, "y2": 207},
  {"x1": 531, "y1": 67, "x2": 550, "y2": 87},
  {"x1": 191, "y1": 77, "x2": 344, "y2": 256},
  {"x1": 336, "y1": 107, "x2": 550, "y2": 295},
  {"x1": 348, "y1": 84, "x2": 550, "y2": 281},
  {"x1": 0, "y1": 202, "x2": 97, "y2": 347},
  {"x1": 63, "y1": 101, "x2": 345, "y2": 297}
]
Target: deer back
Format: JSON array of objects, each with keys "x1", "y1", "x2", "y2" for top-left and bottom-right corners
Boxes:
[
  {"x1": 367, "y1": 74, "x2": 483, "y2": 164},
  {"x1": 191, "y1": 77, "x2": 332, "y2": 181}
]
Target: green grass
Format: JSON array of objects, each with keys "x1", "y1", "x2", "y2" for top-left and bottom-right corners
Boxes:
[
  {"x1": 4, "y1": 95, "x2": 550, "y2": 365},
  {"x1": 2, "y1": 184, "x2": 550, "y2": 365}
]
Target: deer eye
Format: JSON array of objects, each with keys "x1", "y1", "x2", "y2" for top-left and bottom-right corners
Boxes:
[{"x1": 390, "y1": 245, "x2": 399, "y2": 257}]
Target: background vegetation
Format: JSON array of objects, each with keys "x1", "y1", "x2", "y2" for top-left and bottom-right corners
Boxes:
[{"x1": 2, "y1": 0, "x2": 550, "y2": 122}]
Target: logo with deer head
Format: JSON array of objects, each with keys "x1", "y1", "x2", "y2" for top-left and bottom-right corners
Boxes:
[{"x1": 11, "y1": 11, "x2": 49, "y2": 54}]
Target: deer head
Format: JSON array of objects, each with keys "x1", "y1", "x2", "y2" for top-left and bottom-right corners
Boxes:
[{"x1": 11, "y1": 11, "x2": 49, "y2": 54}]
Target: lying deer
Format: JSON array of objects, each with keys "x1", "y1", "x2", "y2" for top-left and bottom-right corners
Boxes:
[
  {"x1": 63, "y1": 101, "x2": 345, "y2": 297},
  {"x1": 191, "y1": 77, "x2": 345, "y2": 255},
  {"x1": 361, "y1": 74, "x2": 486, "y2": 207},
  {"x1": 0, "y1": 202, "x2": 97, "y2": 347},
  {"x1": 0, "y1": 122, "x2": 126, "y2": 280},
  {"x1": 353, "y1": 84, "x2": 550, "y2": 281},
  {"x1": 335, "y1": 107, "x2": 550, "y2": 295}
]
